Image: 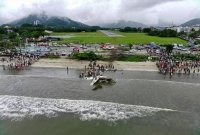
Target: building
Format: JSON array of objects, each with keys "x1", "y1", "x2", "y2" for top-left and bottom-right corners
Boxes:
[
  {"x1": 170, "y1": 26, "x2": 183, "y2": 33},
  {"x1": 44, "y1": 30, "x2": 53, "y2": 34},
  {"x1": 183, "y1": 27, "x2": 192, "y2": 33},
  {"x1": 34, "y1": 20, "x2": 40, "y2": 26},
  {"x1": 192, "y1": 25, "x2": 200, "y2": 31},
  {"x1": 4, "y1": 25, "x2": 13, "y2": 33},
  {"x1": 168, "y1": 26, "x2": 193, "y2": 33},
  {"x1": 167, "y1": 24, "x2": 200, "y2": 33}
]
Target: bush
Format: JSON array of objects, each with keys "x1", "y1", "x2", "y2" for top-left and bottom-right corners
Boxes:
[
  {"x1": 117, "y1": 55, "x2": 148, "y2": 62},
  {"x1": 73, "y1": 51, "x2": 103, "y2": 60},
  {"x1": 172, "y1": 54, "x2": 200, "y2": 61},
  {"x1": 148, "y1": 29, "x2": 177, "y2": 37},
  {"x1": 41, "y1": 54, "x2": 60, "y2": 59},
  {"x1": 118, "y1": 47, "x2": 130, "y2": 51},
  {"x1": 166, "y1": 44, "x2": 173, "y2": 54},
  {"x1": 196, "y1": 39, "x2": 200, "y2": 44},
  {"x1": 151, "y1": 56, "x2": 159, "y2": 62}
]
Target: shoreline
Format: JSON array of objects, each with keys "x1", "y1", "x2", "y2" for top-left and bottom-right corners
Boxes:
[{"x1": 30, "y1": 58, "x2": 158, "y2": 72}]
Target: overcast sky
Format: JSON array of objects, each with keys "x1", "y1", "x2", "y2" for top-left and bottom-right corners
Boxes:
[{"x1": 0, "y1": 0, "x2": 200, "y2": 26}]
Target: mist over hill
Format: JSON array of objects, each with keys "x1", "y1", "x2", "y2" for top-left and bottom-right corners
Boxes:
[
  {"x1": 10, "y1": 13, "x2": 89, "y2": 28},
  {"x1": 100, "y1": 20, "x2": 147, "y2": 28},
  {"x1": 181, "y1": 18, "x2": 200, "y2": 27}
]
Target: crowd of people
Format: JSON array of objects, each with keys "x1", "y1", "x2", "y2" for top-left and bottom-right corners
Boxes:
[
  {"x1": 1, "y1": 53, "x2": 40, "y2": 70},
  {"x1": 79, "y1": 61, "x2": 116, "y2": 78},
  {"x1": 147, "y1": 48, "x2": 200, "y2": 76}
]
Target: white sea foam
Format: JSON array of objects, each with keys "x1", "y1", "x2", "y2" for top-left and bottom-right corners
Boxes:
[{"x1": 0, "y1": 95, "x2": 174, "y2": 121}]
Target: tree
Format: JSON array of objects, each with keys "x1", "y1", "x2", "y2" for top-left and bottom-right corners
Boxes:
[
  {"x1": 178, "y1": 31, "x2": 186, "y2": 36},
  {"x1": 12, "y1": 37, "x2": 21, "y2": 46},
  {"x1": 189, "y1": 31, "x2": 199, "y2": 39},
  {"x1": 166, "y1": 45, "x2": 173, "y2": 54},
  {"x1": 42, "y1": 32, "x2": 50, "y2": 37},
  {"x1": 195, "y1": 39, "x2": 200, "y2": 44},
  {"x1": 21, "y1": 31, "x2": 31, "y2": 38},
  {"x1": 148, "y1": 30, "x2": 159, "y2": 36},
  {"x1": 143, "y1": 28, "x2": 151, "y2": 33},
  {"x1": 0, "y1": 27, "x2": 6, "y2": 34},
  {"x1": 128, "y1": 44, "x2": 133, "y2": 49},
  {"x1": 0, "y1": 40, "x2": 14, "y2": 49},
  {"x1": 137, "y1": 27, "x2": 142, "y2": 32},
  {"x1": 73, "y1": 51, "x2": 101, "y2": 60},
  {"x1": 109, "y1": 49, "x2": 118, "y2": 62},
  {"x1": 8, "y1": 32, "x2": 17, "y2": 39},
  {"x1": 120, "y1": 27, "x2": 138, "y2": 32},
  {"x1": 0, "y1": 34, "x2": 3, "y2": 40},
  {"x1": 31, "y1": 31, "x2": 41, "y2": 38},
  {"x1": 191, "y1": 28, "x2": 195, "y2": 32},
  {"x1": 148, "y1": 29, "x2": 177, "y2": 37}
]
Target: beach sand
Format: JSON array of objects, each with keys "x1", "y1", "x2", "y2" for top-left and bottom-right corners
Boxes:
[{"x1": 31, "y1": 58, "x2": 158, "y2": 71}]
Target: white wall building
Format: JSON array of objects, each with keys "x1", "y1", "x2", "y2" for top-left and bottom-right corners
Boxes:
[
  {"x1": 192, "y1": 25, "x2": 200, "y2": 31},
  {"x1": 34, "y1": 20, "x2": 40, "y2": 26},
  {"x1": 44, "y1": 30, "x2": 53, "y2": 34},
  {"x1": 168, "y1": 26, "x2": 193, "y2": 33}
]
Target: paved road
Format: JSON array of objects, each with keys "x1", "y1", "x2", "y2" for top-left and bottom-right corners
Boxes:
[{"x1": 99, "y1": 30, "x2": 124, "y2": 37}]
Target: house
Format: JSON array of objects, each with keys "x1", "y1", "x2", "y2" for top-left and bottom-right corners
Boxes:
[
  {"x1": 192, "y1": 25, "x2": 200, "y2": 31},
  {"x1": 168, "y1": 26, "x2": 193, "y2": 33},
  {"x1": 7, "y1": 29, "x2": 13, "y2": 33},
  {"x1": 44, "y1": 30, "x2": 53, "y2": 34},
  {"x1": 175, "y1": 26, "x2": 184, "y2": 33},
  {"x1": 4, "y1": 26, "x2": 10, "y2": 29},
  {"x1": 4, "y1": 25, "x2": 13, "y2": 33}
]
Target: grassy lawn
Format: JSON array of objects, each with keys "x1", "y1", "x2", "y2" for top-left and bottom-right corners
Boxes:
[{"x1": 51, "y1": 31, "x2": 187, "y2": 45}]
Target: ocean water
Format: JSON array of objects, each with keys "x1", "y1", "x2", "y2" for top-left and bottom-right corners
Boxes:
[{"x1": 0, "y1": 67, "x2": 200, "y2": 135}]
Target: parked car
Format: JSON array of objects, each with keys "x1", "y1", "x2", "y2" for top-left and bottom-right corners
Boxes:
[
  {"x1": 129, "y1": 49, "x2": 137, "y2": 53},
  {"x1": 156, "y1": 49, "x2": 161, "y2": 54},
  {"x1": 177, "y1": 47, "x2": 182, "y2": 50},
  {"x1": 190, "y1": 47, "x2": 198, "y2": 52},
  {"x1": 80, "y1": 45, "x2": 87, "y2": 49},
  {"x1": 181, "y1": 48, "x2": 189, "y2": 51}
]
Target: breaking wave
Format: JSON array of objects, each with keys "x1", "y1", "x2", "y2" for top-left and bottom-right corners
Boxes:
[{"x1": 0, "y1": 95, "x2": 175, "y2": 121}]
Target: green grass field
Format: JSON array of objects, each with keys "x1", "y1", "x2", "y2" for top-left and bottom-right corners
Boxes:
[{"x1": 51, "y1": 31, "x2": 187, "y2": 45}]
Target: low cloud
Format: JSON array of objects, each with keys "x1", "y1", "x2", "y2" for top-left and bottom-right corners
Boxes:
[
  {"x1": 0, "y1": 0, "x2": 199, "y2": 26},
  {"x1": 120, "y1": 0, "x2": 183, "y2": 10}
]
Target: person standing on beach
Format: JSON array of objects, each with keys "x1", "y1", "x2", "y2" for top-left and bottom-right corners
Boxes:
[
  {"x1": 2, "y1": 64, "x2": 6, "y2": 70},
  {"x1": 85, "y1": 65, "x2": 87, "y2": 73},
  {"x1": 67, "y1": 67, "x2": 69, "y2": 74}
]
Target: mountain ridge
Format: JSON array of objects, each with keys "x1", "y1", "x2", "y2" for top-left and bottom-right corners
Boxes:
[
  {"x1": 10, "y1": 14, "x2": 89, "y2": 28},
  {"x1": 100, "y1": 20, "x2": 147, "y2": 28},
  {"x1": 5, "y1": 14, "x2": 200, "y2": 28},
  {"x1": 181, "y1": 18, "x2": 200, "y2": 27}
]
